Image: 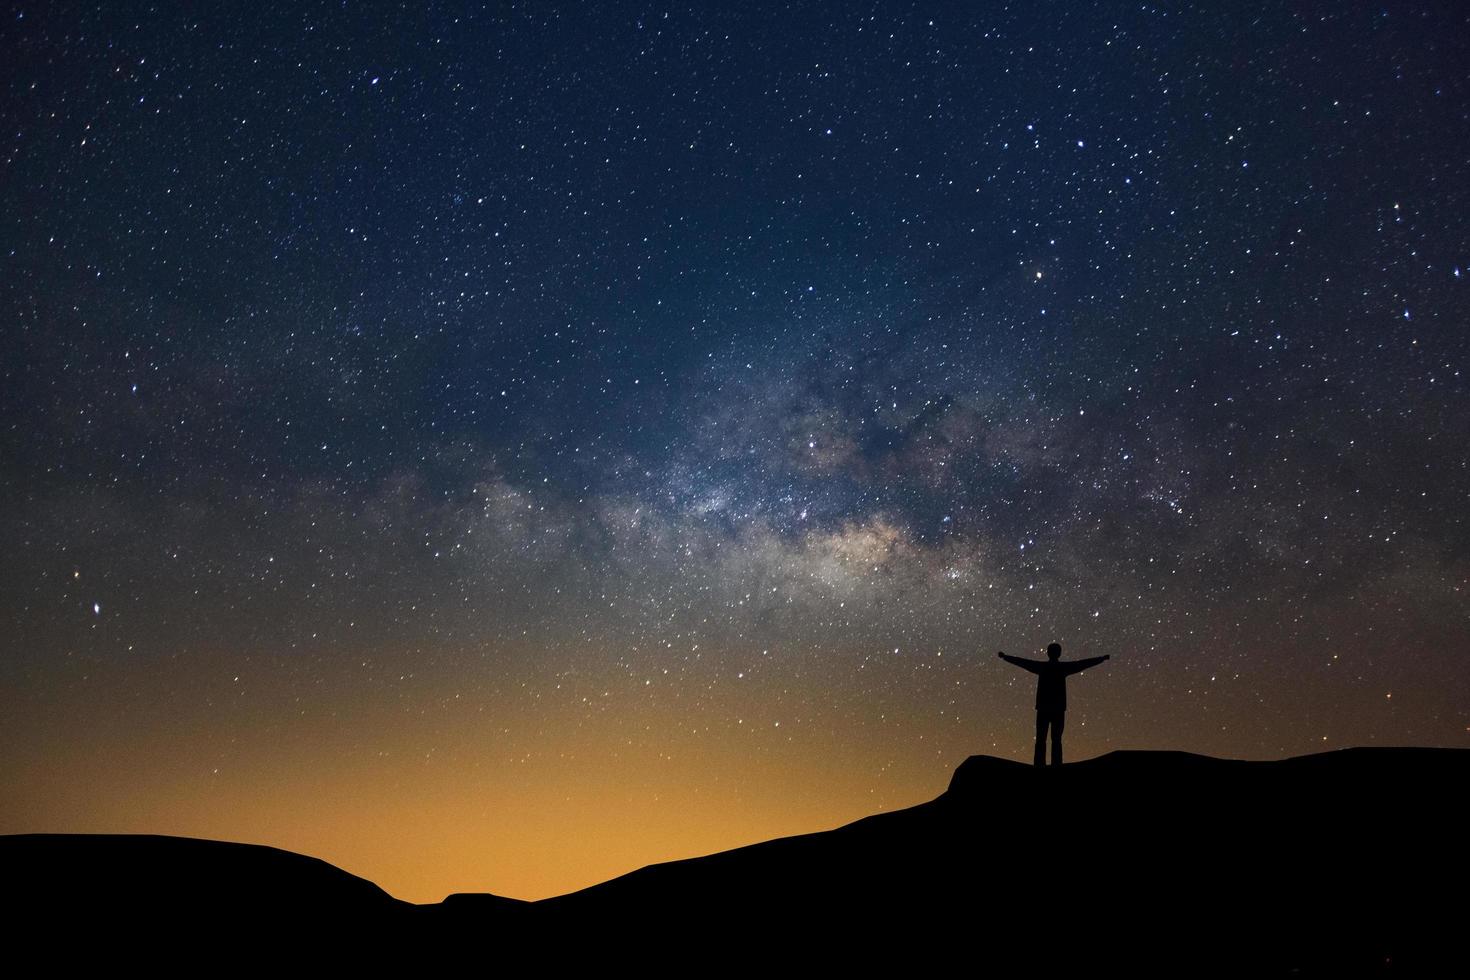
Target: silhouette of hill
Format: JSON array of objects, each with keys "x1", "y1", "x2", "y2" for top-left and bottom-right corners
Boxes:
[
  {"x1": 7, "y1": 748, "x2": 1464, "y2": 972},
  {"x1": 6, "y1": 834, "x2": 409, "y2": 923}
]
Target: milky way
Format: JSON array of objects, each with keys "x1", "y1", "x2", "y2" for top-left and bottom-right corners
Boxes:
[{"x1": 3, "y1": 3, "x2": 1467, "y2": 901}]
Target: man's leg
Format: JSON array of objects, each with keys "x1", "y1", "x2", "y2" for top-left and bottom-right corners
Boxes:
[
  {"x1": 1051, "y1": 711, "x2": 1065, "y2": 766},
  {"x1": 1033, "y1": 713, "x2": 1048, "y2": 767}
]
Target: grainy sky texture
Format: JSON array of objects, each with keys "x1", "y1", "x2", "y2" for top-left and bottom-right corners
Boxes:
[{"x1": 3, "y1": 2, "x2": 1468, "y2": 902}]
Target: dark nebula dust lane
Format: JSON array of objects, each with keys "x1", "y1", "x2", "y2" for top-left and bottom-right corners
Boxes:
[{"x1": 2, "y1": 2, "x2": 1468, "y2": 902}]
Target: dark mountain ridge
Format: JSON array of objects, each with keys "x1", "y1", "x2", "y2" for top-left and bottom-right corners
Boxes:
[{"x1": 7, "y1": 748, "x2": 1464, "y2": 972}]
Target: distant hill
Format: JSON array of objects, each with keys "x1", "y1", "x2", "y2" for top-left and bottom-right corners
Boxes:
[{"x1": 7, "y1": 748, "x2": 1464, "y2": 972}]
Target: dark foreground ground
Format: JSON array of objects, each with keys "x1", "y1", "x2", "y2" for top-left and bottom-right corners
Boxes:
[{"x1": 7, "y1": 748, "x2": 1464, "y2": 973}]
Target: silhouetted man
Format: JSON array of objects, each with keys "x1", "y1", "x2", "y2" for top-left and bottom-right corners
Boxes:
[{"x1": 998, "y1": 643, "x2": 1109, "y2": 766}]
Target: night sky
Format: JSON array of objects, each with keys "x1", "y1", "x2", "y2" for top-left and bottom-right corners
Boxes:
[{"x1": 4, "y1": 2, "x2": 1468, "y2": 903}]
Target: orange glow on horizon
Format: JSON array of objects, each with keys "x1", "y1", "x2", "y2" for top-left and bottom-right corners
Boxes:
[{"x1": 5, "y1": 634, "x2": 1460, "y2": 903}]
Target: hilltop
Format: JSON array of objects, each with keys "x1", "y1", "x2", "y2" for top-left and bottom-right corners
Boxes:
[{"x1": 6, "y1": 748, "x2": 1463, "y2": 972}]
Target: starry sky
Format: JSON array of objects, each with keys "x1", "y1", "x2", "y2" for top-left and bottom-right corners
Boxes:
[{"x1": 3, "y1": 1, "x2": 1468, "y2": 903}]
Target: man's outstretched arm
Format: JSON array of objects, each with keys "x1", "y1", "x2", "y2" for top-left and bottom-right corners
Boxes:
[
  {"x1": 1063, "y1": 655, "x2": 1110, "y2": 675},
  {"x1": 997, "y1": 652, "x2": 1044, "y2": 674}
]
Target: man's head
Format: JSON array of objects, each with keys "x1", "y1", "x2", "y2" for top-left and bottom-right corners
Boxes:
[{"x1": 1046, "y1": 642, "x2": 1062, "y2": 660}]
